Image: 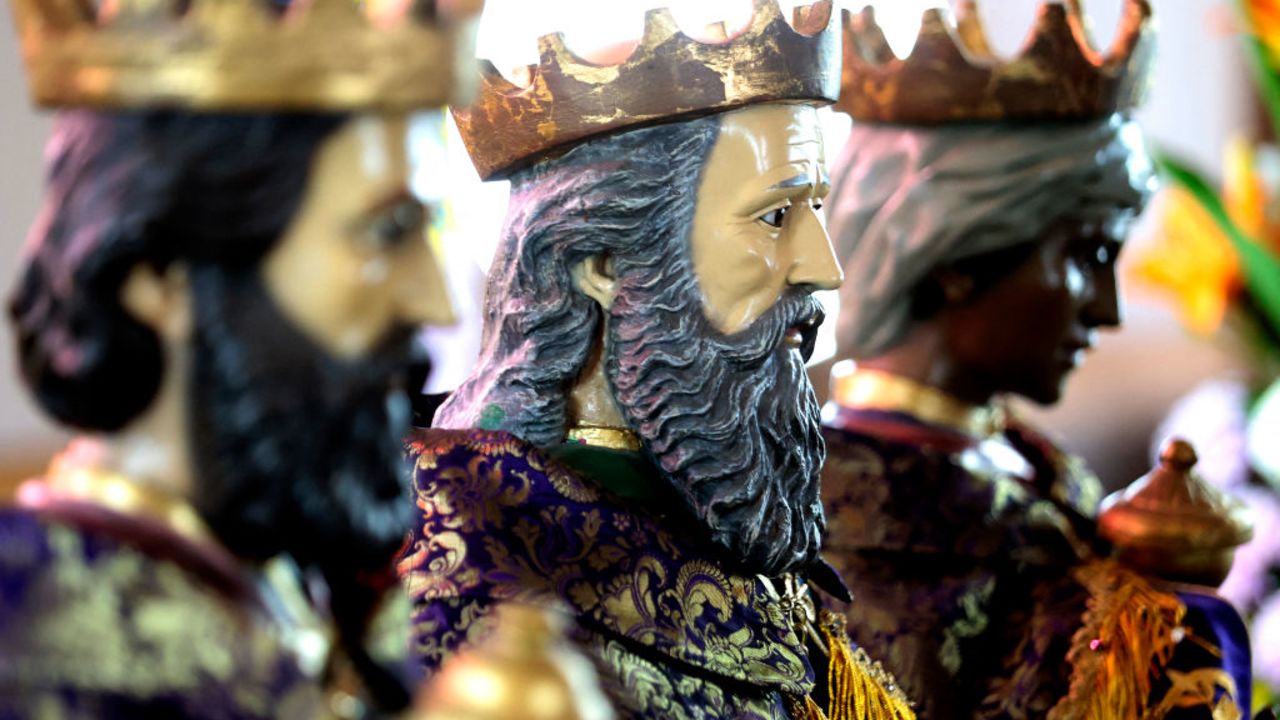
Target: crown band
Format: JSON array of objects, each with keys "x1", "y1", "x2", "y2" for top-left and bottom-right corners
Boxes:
[
  {"x1": 835, "y1": 0, "x2": 1155, "y2": 124},
  {"x1": 453, "y1": 0, "x2": 841, "y2": 181},
  {"x1": 12, "y1": 0, "x2": 482, "y2": 111}
]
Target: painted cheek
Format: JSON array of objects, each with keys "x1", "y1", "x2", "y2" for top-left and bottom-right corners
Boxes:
[
  {"x1": 1064, "y1": 260, "x2": 1088, "y2": 299},
  {"x1": 707, "y1": 224, "x2": 783, "y2": 333}
]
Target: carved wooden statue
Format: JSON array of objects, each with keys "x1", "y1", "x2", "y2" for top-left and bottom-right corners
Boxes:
[
  {"x1": 0, "y1": 0, "x2": 478, "y2": 714},
  {"x1": 818, "y1": 2, "x2": 1253, "y2": 718},
  {"x1": 397, "y1": 2, "x2": 915, "y2": 717}
]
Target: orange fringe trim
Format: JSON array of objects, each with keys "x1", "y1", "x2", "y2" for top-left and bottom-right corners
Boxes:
[{"x1": 1048, "y1": 560, "x2": 1186, "y2": 720}]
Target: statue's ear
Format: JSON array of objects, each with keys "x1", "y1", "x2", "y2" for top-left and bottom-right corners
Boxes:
[
  {"x1": 931, "y1": 266, "x2": 975, "y2": 306},
  {"x1": 119, "y1": 262, "x2": 193, "y2": 342},
  {"x1": 571, "y1": 254, "x2": 618, "y2": 311}
]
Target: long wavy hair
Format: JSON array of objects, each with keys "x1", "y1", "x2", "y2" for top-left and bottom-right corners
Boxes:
[
  {"x1": 10, "y1": 110, "x2": 345, "y2": 431},
  {"x1": 437, "y1": 112, "x2": 828, "y2": 575},
  {"x1": 436, "y1": 115, "x2": 722, "y2": 443}
]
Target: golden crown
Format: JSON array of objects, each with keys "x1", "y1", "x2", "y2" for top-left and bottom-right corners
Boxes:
[
  {"x1": 453, "y1": 0, "x2": 841, "y2": 181},
  {"x1": 11, "y1": 0, "x2": 483, "y2": 110},
  {"x1": 836, "y1": 0, "x2": 1155, "y2": 124}
]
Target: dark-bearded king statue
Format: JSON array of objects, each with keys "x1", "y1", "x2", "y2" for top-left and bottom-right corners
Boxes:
[
  {"x1": 817, "y1": 2, "x2": 1253, "y2": 718},
  {"x1": 0, "y1": 0, "x2": 478, "y2": 715},
  {"x1": 396, "y1": 2, "x2": 915, "y2": 717}
]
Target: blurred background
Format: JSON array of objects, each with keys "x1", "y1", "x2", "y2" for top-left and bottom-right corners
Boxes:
[{"x1": 0, "y1": 0, "x2": 1257, "y2": 494}]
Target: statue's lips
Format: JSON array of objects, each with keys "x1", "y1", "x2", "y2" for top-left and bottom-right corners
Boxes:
[
  {"x1": 783, "y1": 327, "x2": 805, "y2": 348},
  {"x1": 782, "y1": 311, "x2": 822, "y2": 362}
]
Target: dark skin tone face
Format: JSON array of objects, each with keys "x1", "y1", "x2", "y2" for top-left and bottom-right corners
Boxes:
[{"x1": 933, "y1": 212, "x2": 1128, "y2": 406}]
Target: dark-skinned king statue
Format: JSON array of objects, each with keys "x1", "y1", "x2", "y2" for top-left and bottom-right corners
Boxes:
[
  {"x1": 396, "y1": 1, "x2": 916, "y2": 717},
  {"x1": 818, "y1": 1, "x2": 1254, "y2": 718}
]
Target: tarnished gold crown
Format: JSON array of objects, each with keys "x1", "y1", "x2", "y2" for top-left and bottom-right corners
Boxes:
[
  {"x1": 836, "y1": 0, "x2": 1155, "y2": 124},
  {"x1": 454, "y1": 0, "x2": 841, "y2": 181},
  {"x1": 11, "y1": 0, "x2": 483, "y2": 110}
]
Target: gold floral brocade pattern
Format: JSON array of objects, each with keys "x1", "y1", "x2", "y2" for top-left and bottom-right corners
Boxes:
[
  {"x1": 820, "y1": 409, "x2": 1251, "y2": 719},
  {"x1": 399, "y1": 428, "x2": 914, "y2": 719},
  {"x1": 0, "y1": 512, "x2": 322, "y2": 717}
]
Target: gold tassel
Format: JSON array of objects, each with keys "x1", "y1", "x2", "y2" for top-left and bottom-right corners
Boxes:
[
  {"x1": 1049, "y1": 560, "x2": 1190, "y2": 720},
  {"x1": 791, "y1": 694, "x2": 827, "y2": 720},
  {"x1": 819, "y1": 611, "x2": 916, "y2": 720}
]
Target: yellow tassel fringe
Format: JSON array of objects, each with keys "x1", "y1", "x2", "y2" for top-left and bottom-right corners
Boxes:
[{"x1": 820, "y1": 611, "x2": 916, "y2": 720}]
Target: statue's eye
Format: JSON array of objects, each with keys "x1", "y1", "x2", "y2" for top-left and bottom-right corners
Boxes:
[
  {"x1": 1094, "y1": 244, "x2": 1113, "y2": 265},
  {"x1": 367, "y1": 201, "x2": 427, "y2": 248},
  {"x1": 759, "y1": 206, "x2": 788, "y2": 229},
  {"x1": 1078, "y1": 238, "x2": 1120, "y2": 267}
]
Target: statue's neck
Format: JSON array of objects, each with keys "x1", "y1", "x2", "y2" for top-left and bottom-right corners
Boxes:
[
  {"x1": 99, "y1": 337, "x2": 195, "y2": 503},
  {"x1": 856, "y1": 324, "x2": 996, "y2": 408},
  {"x1": 566, "y1": 323, "x2": 627, "y2": 430}
]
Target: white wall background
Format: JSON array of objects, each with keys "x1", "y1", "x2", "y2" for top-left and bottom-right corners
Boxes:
[
  {"x1": 0, "y1": 9, "x2": 60, "y2": 467},
  {"x1": 0, "y1": 1, "x2": 1257, "y2": 486}
]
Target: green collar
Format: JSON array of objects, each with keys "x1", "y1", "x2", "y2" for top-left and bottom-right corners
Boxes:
[{"x1": 545, "y1": 443, "x2": 663, "y2": 501}]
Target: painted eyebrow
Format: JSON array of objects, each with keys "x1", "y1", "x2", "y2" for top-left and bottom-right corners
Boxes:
[
  {"x1": 365, "y1": 187, "x2": 418, "y2": 215},
  {"x1": 767, "y1": 174, "x2": 812, "y2": 192},
  {"x1": 345, "y1": 188, "x2": 422, "y2": 236}
]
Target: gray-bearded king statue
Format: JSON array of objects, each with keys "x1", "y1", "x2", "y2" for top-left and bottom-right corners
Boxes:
[{"x1": 395, "y1": 1, "x2": 917, "y2": 717}]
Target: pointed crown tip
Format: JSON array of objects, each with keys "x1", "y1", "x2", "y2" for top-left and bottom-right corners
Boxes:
[
  {"x1": 837, "y1": 0, "x2": 1155, "y2": 123},
  {"x1": 454, "y1": 0, "x2": 841, "y2": 180},
  {"x1": 11, "y1": 0, "x2": 483, "y2": 110}
]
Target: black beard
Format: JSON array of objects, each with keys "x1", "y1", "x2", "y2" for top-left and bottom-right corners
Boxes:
[
  {"x1": 606, "y1": 281, "x2": 827, "y2": 578},
  {"x1": 186, "y1": 266, "x2": 418, "y2": 574}
]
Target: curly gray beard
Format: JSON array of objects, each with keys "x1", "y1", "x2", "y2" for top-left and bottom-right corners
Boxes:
[{"x1": 607, "y1": 277, "x2": 827, "y2": 577}]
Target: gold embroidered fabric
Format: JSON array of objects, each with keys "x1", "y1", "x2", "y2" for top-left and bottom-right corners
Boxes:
[
  {"x1": 400, "y1": 428, "x2": 916, "y2": 719},
  {"x1": 0, "y1": 515, "x2": 324, "y2": 717},
  {"x1": 819, "y1": 407, "x2": 1252, "y2": 719}
]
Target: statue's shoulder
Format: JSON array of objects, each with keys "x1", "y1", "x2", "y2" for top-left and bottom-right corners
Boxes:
[
  {"x1": 0, "y1": 507, "x2": 315, "y2": 715},
  {"x1": 405, "y1": 427, "x2": 604, "y2": 512},
  {"x1": 1004, "y1": 417, "x2": 1104, "y2": 517}
]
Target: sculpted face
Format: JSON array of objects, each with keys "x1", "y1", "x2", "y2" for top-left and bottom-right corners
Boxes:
[
  {"x1": 263, "y1": 112, "x2": 454, "y2": 358},
  {"x1": 691, "y1": 102, "x2": 842, "y2": 337},
  {"x1": 944, "y1": 212, "x2": 1128, "y2": 405},
  {"x1": 190, "y1": 111, "x2": 456, "y2": 568},
  {"x1": 604, "y1": 104, "x2": 837, "y2": 575},
  {"x1": 438, "y1": 107, "x2": 835, "y2": 574}
]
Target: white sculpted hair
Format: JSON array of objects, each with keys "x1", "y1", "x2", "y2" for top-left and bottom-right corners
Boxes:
[{"x1": 826, "y1": 114, "x2": 1156, "y2": 359}]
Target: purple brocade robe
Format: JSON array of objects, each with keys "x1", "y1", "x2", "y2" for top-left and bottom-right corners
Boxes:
[
  {"x1": 821, "y1": 406, "x2": 1253, "y2": 720},
  {"x1": 0, "y1": 494, "x2": 322, "y2": 719},
  {"x1": 397, "y1": 428, "x2": 913, "y2": 719}
]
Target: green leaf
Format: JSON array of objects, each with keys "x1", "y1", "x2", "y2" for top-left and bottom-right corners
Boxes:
[
  {"x1": 1154, "y1": 152, "x2": 1280, "y2": 339},
  {"x1": 1243, "y1": 36, "x2": 1280, "y2": 141},
  {"x1": 1237, "y1": 0, "x2": 1280, "y2": 139}
]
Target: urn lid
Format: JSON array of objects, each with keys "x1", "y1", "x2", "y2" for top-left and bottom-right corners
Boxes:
[{"x1": 1099, "y1": 438, "x2": 1253, "y2": 554}]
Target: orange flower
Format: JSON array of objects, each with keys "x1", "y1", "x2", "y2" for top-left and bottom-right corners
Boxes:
[
  {"x1": 1129, "y1": 186, "x2": 1241, "y2": 334},
  {"x1": 1223, "y1": 136, "x2": 1280, "y2": 255},
  {"x1": 1224, "y1": 137, "x2": 1264, "y2": 237},
  {"x1": 1246, "y1": 0, "x2": 1280, "y2": 64}
]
